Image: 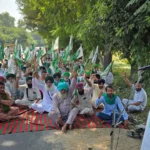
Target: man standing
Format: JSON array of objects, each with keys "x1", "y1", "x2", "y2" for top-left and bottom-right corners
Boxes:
[{"x1": 122, "y1": 72, "x2": 147, "y2": 112}]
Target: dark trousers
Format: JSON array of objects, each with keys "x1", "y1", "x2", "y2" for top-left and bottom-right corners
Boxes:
[{"x1": 96, "y1": 112, "x2": 124, "y2": 122}]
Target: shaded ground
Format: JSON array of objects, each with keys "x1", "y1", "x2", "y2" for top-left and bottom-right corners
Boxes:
[{"x1": 0, "y1": 128, "x2": 141, "y2": 150}]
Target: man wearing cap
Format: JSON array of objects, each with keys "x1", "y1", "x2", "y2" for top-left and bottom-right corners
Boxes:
[
  {"x1": 0, "y1": 82, "x2": 19, "y2": 121},
  {"x1": 84, "y1": 70, "x2": 92, "y2": 88},
  {"x1": 31, "y1": 72, "x2": 58, "y2": 114},
  {"x1": 15, "y1": 76, "x2": 41, "y2": 107},
  {"x1": 92, "y1": 64, "x2": 102, "y2": 74},
  {"x1": 48, "y1": 70, "x2": 77, "y2": 132},
  {"x1": 63, "y1": 72, "x2": 71, "y2": 86}
]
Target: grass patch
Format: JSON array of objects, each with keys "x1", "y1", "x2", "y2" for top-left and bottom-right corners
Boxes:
[
  {"x1": 113, "y1": 60, "x2": 150, "y2": 124},
  {"x1": 86, "y1": 56, "x2": 149, "y2": 124}
]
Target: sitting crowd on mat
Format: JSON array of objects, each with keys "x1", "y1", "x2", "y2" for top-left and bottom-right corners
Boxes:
[{"x1": 0, "y1": 57, "x2": 147, "y2": 132}]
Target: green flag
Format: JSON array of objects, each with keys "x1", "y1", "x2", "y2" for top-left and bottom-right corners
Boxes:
[
  {"x1": 62, "y1": 36, "x2": 73, "y2": 63},
  {"x1": 13, "y1": 42, "x2": 23, "y2": 68},
  {"x1": 0, "y1": 44, "x2": 4, "y2": 61},
  {"x1": 36, "y1": 47, "x2": 46, "y2": 63},
  {"x1": 30, "y1": 44, "x2": 35, "y2": 51},
  {"x1": 70, "y1": 45, "x2": 83, "y2": 61},
  {"x1": 92, "y1": 46, "x2": 99, "y2": 64},
  {"x1": 101, "y1": 61, "x2": 114, "y2": 76}
]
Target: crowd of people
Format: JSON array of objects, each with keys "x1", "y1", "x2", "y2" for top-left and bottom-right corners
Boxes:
[{"x1": 0, "y1": 50, "x2": 147, "y2": 132}]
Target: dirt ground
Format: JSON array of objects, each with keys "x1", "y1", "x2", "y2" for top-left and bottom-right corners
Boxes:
[{"x1": 43, "y1": 128, "x2": 142, "y2": 150}]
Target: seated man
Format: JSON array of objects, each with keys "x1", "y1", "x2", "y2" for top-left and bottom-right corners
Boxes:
[
  {"x1": 0, "y1": 76, "x2": 11, "y2": 96},
  {"x1": 122, "y1": 72, "x2": 147, "y2": 112},
  {"x1": 0, "y1": 82, "x2": 19, "y2": 121},
  {"x1": 31, "y1": 72, "x2": 58, "y2": 114},
  {"x1": 91, "y1": 78, "x2": 107, "y2": 108},
  {"x1": 71, "y1": 79, "x2": 93, "y2": 116},
  {"x1": 5, "y1": 73, "x2": 22, "y2": 101},
  {"x1": 92, "y1": 64, "x2": 102, "y2": 74},
  {"x1": 38, "y1": 66, "x2": 46, "y2": 77},
  {"x1": 53, "y1": 72, "x2": 64, "y2": 87},
  {"x1": 15, "y1": 76, "x2": 41, "y2": 107},
  {"x1": 68, "y1": 80, "x2": 93, "y2": 130},
  {"x1": 105, "y1": 72, "x2": 114, "y2": 85},
  {"x1": 48, "y1": 70, "x2": 77, "y2": 132},
  {"x1": 63, "y1": 72, "x2": 71, "y2": 86},
  {"x1": 95, "y1": 86, "x2": 128, "y2": 128}
]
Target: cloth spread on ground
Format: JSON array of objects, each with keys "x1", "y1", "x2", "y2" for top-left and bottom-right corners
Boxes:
[{"x1": 0, "y1": 108, "x2": 125, "y2": 135}]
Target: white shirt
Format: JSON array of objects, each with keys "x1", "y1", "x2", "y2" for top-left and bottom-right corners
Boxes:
[
  {"x1": 20, "y1": 85, "x2": 41, "y2": 101},
  {"x1": 32, "y1": 78, "x2": 58, "y2": 112},
  {"x1": 103, "y1": 72, "x2": 114, "y2": 85},
  {"x1": 132, "y1": 84, "x2": 147, "y2": 110},
  {"x1": 72, "y1": 87, "x2": 93, "y2": 109}
]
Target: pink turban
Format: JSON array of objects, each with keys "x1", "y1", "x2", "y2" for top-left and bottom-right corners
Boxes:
[
  {"x1": 0, "y1": 76, "x2": 5, "y2": 81},
  {"x1": 76, "y1": 82, "x2": 84, "y2": 89}
]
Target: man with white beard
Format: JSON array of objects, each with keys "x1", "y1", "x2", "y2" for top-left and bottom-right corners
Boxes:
[
  {"x1": 48, "y1": 70, "x2": 77, "y2": 132},
  {"x1": 31, "y1": 72, "x2": 58, "y2": 114}
]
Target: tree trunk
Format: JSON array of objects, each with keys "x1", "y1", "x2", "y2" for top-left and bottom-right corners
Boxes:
[
  {"x1": 104, "y1": 51, "x2": 112, "y2": 69},
  {"x1": 130, "y1": 61, "x2": 137, "y2": 76},
  {"x1": 103, "y1": 39, "x2": 112, "y2": 69}
]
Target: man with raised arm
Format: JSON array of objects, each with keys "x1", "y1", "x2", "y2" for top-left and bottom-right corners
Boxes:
[
  {"x1": 122, "y1": 72, "x2": 147, "y2": 112},
  {"x1": 48, "y1": 70, "x2": 77, "y2": 132},
  {"x1": 31, "y1": 72, "x2": 58, "y2": 114}
]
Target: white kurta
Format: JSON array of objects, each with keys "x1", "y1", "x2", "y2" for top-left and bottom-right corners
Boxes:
[
  {"x1": 48, "y1": 78, "x2": 77, "y2": 124},
  {"x1": 15, "y1": 85, "x2": 41, "y2": 106},
  {"x1": 31, "y1": 78, "x2": 58, "y2": 114},
  {"x1": 72, "y1": 87, "x2": 93, "y2": 109},
  {"x1": 71, "y1": 87, "x2": 93, "y2": 115}
]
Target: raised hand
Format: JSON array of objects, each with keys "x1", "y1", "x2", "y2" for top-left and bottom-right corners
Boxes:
[{"x1": 33, "y1": 71, "x2": 39, "y2": 78}]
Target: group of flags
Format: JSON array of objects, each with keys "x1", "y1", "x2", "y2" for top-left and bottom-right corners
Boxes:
[{"x1": 0, "y1": 37, "x2": 113, "y2": 75}]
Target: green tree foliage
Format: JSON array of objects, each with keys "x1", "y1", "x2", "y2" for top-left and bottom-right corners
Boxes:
[
  {"x1": 16, "y1": 0, "x2": 150, "y2": 70},
  {"x1": 0, "y1": 12, "x2": 39, "y2": 47},
  {"x1": 0, "y1": 12, "x2": 15, "y2": 27},
  {"x1": 16, "y1": 0, "x2": 112, "y2": 67}
]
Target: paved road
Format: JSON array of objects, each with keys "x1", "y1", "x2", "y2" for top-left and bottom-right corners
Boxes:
[
  {"x1": 0, "y1": 130, "x2": 61, "y2": 150},
  {"x1": 0, "y1": 129, "x2": 142, "y2": 150}
]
